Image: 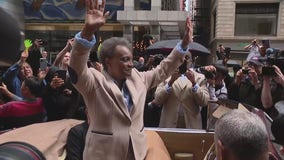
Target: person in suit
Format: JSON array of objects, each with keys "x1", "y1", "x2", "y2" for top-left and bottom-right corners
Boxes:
[
  {"x1": 152, "y1": 58, "x2": 209, "y2": 129},
  {"x1": 68, "y1": 0, "x2": 194, "y2": 159},
  {"x1": 215, "y1": 109, "x2": 269, "y2": 160},
  {"x1": 65, "y1": 91, "x2": 90, "y2": 160}
]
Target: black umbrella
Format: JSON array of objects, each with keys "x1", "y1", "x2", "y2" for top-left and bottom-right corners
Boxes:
[{"x1": 146, "y1": 39, "x2": 210, "y2": 56}]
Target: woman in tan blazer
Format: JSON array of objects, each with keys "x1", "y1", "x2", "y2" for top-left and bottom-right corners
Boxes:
[{"x1": 69, "y1": 0, "x2": 194, "y2": 159}]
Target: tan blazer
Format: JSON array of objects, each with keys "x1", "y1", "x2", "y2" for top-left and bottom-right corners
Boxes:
[
  {"x1": 154, "y1": 71, "x2": 209, "y2": 129},
  {"x1": 69, "y1": 41, "x2": 185, "y2": 160}
]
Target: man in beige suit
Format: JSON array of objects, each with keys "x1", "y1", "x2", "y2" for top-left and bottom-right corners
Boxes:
[
  {"x1": 68, "y1": 0, "x2": 194, "y2": 159},
  {"x1": 153, "y1": 65, "x2": 209, "y2": 129}
]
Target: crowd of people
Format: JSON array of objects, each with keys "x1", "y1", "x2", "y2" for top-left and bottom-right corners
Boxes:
[{"x1": 0, "y1": 0, "x2": 284, "y2": 159}]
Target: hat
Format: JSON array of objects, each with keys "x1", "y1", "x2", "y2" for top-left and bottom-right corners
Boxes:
[
  {"x1": 271, "y1": 114, "x2": 284, "y2": 145},
  {"x1": 248, "y1": 56, "x2": 263, "y2": 66}
]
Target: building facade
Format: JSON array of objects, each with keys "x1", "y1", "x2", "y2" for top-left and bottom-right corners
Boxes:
[
  {"x1": 117, "y1": 0, "x2": 189, "y2": 42},
  {"x1": 210, "y1": 0, "x2": 284, "y2": 64}
]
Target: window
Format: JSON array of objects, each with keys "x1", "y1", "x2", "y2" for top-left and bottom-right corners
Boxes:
[
  {"x1": 161, "y1": 0, "x2": 177, "y2": 11},
  {"x1": 235, "y1": 3, "x2": 278, "y2": 36},
  {"x1": 134, "y1": 0, "x2": 151, "y2": 10}
]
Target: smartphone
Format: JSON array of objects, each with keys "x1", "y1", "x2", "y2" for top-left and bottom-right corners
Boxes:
[
  {"x1": 55, "y1": 70, "x2": 67, "y2": 80},
  {"x1": 39, "y1": 58, "x2": 48, "y2": 71},
  {"x1": 262, "y1": 66, "x2": 276, "y2": 76},
  {"x1": 178, "y1": 60, "x2": 187, "y2": 74}
]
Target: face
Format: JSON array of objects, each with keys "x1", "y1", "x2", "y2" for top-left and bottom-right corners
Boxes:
[
  {"x1": 41, "y1": 51, "x2": 48, "y2": 58},
  {"x1": 62, "y1": 52, "x2": 71, "y2": 66},
  {"x1": 185, "y1": 54, "x2": 192, "y2": 69},
  {"x1": 20, "y1": 62, "x2": 33, "y2": 78},
  {"x1": 106, "y1": 45, "x2": 133, "y2": 81},
  {"x1": 248, "y1": 62, "x2": 262, "y2": 75}
]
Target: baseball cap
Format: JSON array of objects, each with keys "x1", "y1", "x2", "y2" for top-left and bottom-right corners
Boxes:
[
  {"x1": 271, "y1": 114, "x2": 284, "y2": 145},
  {"x1": 248, "y1": 56, "x2": 263, "y2": 66}
]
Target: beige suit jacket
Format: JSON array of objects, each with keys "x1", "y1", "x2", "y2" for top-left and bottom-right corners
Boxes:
[
  {"x1": 154, "y1": 71, "x2": 209, "y2": 129},
  {"x1": 69, "y1": 41, "x2": 185, "y2": 160}
]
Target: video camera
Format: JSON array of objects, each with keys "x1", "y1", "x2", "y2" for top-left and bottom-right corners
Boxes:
[
  {"x1": 198, "y1": 67, "x2": 216, "y2": 79},
  {"x1": 261, "y1": 48, "x2": 283, "y2": 76}
]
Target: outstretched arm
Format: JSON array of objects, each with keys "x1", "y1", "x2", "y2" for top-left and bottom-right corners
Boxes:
[
  {"x1": 69, "y1": 0, "x2": 109, "y2": 90},
  {"x1": 53, "y1": 38, "x2": 74, "y2": 67}
]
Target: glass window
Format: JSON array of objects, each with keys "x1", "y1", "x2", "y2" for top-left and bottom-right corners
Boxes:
[
  {"x1": 235, "y1": 3, "x2": 279, "y2": 36},
  {"x1": 134, "y1": 0, "x2": 151, "y2": 10}
]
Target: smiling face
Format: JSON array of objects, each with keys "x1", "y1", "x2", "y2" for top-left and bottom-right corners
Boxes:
[
  {"x1": 20, "y1": 62, "x2": 33, "y2": 79},
  {"x1": 106, "y1": 45, "x2": 133, "y2": 81}
]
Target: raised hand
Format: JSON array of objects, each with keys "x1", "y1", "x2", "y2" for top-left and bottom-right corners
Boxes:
[
  {"x1": 24, "y1": 39, "x2": 33, "y2": 52},
  {"x1": 81, "y1": 0, "x2": 110, "y2": 40},
  {"x1": 181, "y1": 17, "x2": 193, "y2": 49},
  {"x1": 272, "y1": 65, "x2": 284, "y2": 87},
  {"x1": 66, "y1": 38, "x2": 74, "y2": 51},
  {"x1": 185, "y1": 69, "x2": 196, "y2": 85}
]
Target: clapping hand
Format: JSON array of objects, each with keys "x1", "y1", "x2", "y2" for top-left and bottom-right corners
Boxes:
[{"x1": 81, "y1": 0, "x2": 110, "y2": 40}]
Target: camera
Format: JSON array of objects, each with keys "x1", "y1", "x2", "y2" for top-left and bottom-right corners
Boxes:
[
  {"x1": 55, "y1": 70, "x2": 67, "y2": 81},
  {"x1": 260, "y1": 48, "x2": 283, "y2": 76},
  {"x1": 262, "y1": 66, "x2": 276, "y2": 76},
  {"x1": 224, "y1": 47, "x2": 231, "y2": 59},
  {"x1": 204, "y1": 70, "x2": 216, "y2": 79},
  {"x1": 152, "y1": 54, "x2": 164, "y2": 66},
  {"x1": 178, "y1": 60, "x2": 187, "y2": 74},
  {"x1": 242, "y1": 68, "x2": 250, "y2": 74}
]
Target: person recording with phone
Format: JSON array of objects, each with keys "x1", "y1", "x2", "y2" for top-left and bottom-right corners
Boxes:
[
  {"x1": 2, "y1": 50, "x2": 47, "y2": 98},
  {"x1": 244, "y1": 39, "x2": 261, "y2": 61},
  {"x1": 201, "y1": 64, "x2": 228, "y2": 129},
  {"x1": 42, "y1": 38, "x2": 86, "y2": 121},
  {"x1": 26, "y1": 39, "x2": 47, "y2": 76}
]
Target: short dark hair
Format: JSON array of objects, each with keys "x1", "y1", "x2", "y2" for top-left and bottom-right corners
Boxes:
[
  {"x1": 23, "y1": 76, "x2": 42, "y2": 97},
  {"x1": 99, "y1": 37, "x2": 132, "y2": 70}
]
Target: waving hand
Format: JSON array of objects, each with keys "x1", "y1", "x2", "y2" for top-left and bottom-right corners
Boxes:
[{"x1": 81, "y1": 0, "x2": 110, "y2": 40}]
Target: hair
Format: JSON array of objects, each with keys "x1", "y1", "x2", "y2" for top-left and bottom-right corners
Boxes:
[
  {"x1": 214, "y1": 109, "x2": 268, "y2": 160},
  {"x1": 23, "y1": 76, "x2": 42, "y2": 97},
  {"x1": 99, "y1": 37, "x2": 132, "y2": 70}
]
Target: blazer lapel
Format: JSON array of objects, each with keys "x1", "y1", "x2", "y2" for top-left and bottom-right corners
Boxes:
[
  {"x1": 125, "y1": 80, "x2": 137, "y2": 115},
  {"x1": 103, "y1": 71, "x2": 131, "y2": 121}
]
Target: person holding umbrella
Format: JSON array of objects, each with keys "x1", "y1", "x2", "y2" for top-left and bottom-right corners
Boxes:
[{"x1": 68, "y1": 0, "x2": 194, "y2": 159}]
